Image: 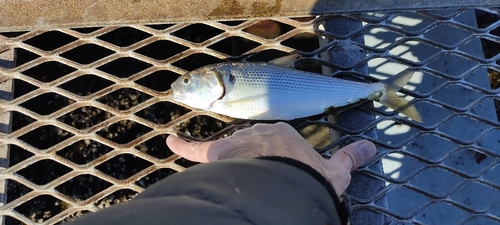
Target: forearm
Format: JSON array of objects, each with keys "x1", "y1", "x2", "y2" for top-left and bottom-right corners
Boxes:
[{"x1": 67, "y1": 158, "x2": 347, "y2": 225}]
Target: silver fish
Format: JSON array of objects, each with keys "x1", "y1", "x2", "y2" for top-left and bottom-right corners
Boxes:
[{"x1": 170, "y1": 56, "x2": 422, "y2": 122}]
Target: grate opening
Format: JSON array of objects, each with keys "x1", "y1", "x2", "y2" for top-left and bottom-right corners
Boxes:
[
  {"x1": 58, "y1": 75, "x2": 114, "y2": 96},
  {"x1": 7, "y1": 145, "x2": 34, "y2": 167},
  {"x1": 20, "y1": 93, "x2": 75, "y2": 115},
  {"x1": 12, "y1": 79, "x2": 37, "y2": 98},
  {"x1": 424, "y1": 24, "x2": 472, "y2": 46},
  {"x1": 136, "y1": 102, "x2": 190, "y2": 125},
  {"x1": 478, "y1": 9, "x2": 500, "y2": 120},
  {"x1": 95, "y1": 154, "x2": 153, "y2": 180},
  {"x1": 56, "y1": 140, "x2": 114, "y2": 164},
  {"x1": 208, "y1": 36, "x2": 261, "y2": 56},
  {"x1": 243, "y1": 20, "x2": 295, "y2": 39},
  {"x1": 21, "y1": 61, "x2": 77, "y2": 82},
  {"x1": 245, "y1": 49, "x2": 289, "y2": 61},
  {"x1": 178, "y1": 115, "x2": 229, "y2": 139},
  {"x1": 58, "y1": 106, "x2": 113, "y2": 130},
  {"x1": 14, "y1": 195, "x2": 69, "y2": 222},
  {"x1": 23, "y1": 31, "x2": 77, "y2": 51},
  {"x1": 388, "y1": 40, "x2": 442, "y2": 63},
  {"x1": 96, "y1": 88, "x2": 152, "y2": 111},
  {"x1": 10, "y1": 111, "x2": 36, "y2": 132},
  {"x1": 174, "y1": 157, "x2": 199, "y2": 168},
  {"x1": 71, "y1": 27, "x2": 102, "y2": 34},
  {"x1": 135, "y1": 40, "x2": 189, "y2": 60},
  {"x1": 97, "y1": 27, "x2": 151, "y2": 47},
  {"x1": 219, "y1": 20, "x2": 245, "y2": 26},
  {"x1": 135, "y1": 168, "x2": 178, "y2": 188},
  {"x1": 381, "y1": 152, "x2": 426, "y2": 182},
  {"x1": 172, "y1": 23, "x2": 224, "y2": 43},
  {"x1": 16, "y1": 160, "x2": 72, "y2": 185},
  {"x1": 134, "y1": 70, "x2": 181, "y2": 92},
  {"x1": 4, "y1": 215, "x2": 24, "y2": 225},
  {"x1": 172, "y1": 53, "x2": 225, "y2": 71},
  {"x1": 14, "y1": 48, "x2": 40, "y2": 66},
  {"x1": 479, "y1": 38, "x2": 500, "y2": 59},
  {"x1": 134, "y1": 134, "x2": 175, "y2": 159},
  {"x1": 55, "y1": 175, "x2": 113, "y2": 201},
  {"x1": 439, "y1": 115, "x2": 490, "y2": 143},
  {"x1": 281, "y1": 32, "x2": 320, "y2": 52},
  {"x1": 434, "y1": 84, "x2": 483, "y2": 108},
  {"x1": 299, "y1": 124, "x2": 332, "y2": 149},
  {"x1": 61, "y1": 210, "x2": 92, "y2": 224},
  {"x1": 6, "y1": 179, "x2": 32, "y2": 204},
  {"x1": 463, "y1": 216, "x2": 499, "y2": 224},
  {"x1": 475, "y1": 8, "x2": 500, "y2": 29},
  {"x1": 443, "y1": 148, "x2": 495, "y2": 176},
  {"x1": 145, "y1": 24, "x2": 174, "y2": 30},
  {"x1": 96, "y1": 120, "x2": 152, "y2": 144},
  {"x1": 94, "y1": 189, "x2": 139, "y2": 209},
  {"x1": 0, "y1": 31, "x2": 27, "y2": 38},
  {"x1": 18, "y1": 125, "x2": 73, "y2": 150},
  {"x1": 450, "y1": 181, "x2": 500, "y2": 211},
  {"x1": 97, "y1": 57, "x2": 152, "y2": 78},
  {"x1": 60, "y1": 44, "x2": 114, "y2": 65}
]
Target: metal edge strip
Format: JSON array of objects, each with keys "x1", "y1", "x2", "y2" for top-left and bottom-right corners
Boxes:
[{"x1": 0, "y1": 0, "x2": 500, "y2": 32}]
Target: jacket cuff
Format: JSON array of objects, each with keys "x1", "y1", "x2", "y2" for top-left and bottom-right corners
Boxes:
[{"x1": 256, "y1": 156, "x2": 349, "y2": 225}]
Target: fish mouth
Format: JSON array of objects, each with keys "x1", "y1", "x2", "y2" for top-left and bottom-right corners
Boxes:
[{"x1": 170, "y1": 83, "x2": 184, "y2": 101}]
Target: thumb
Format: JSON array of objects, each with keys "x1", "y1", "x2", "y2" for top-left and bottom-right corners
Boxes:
[
  {"x1": 329, "y1": 140, "x2": 377, "y2": 171},
  {"x1": 166, "y1": 135, "x2": 214, "y2": 162}
]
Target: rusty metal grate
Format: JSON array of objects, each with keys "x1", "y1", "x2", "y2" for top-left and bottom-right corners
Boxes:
[{"x1": 1, "y1": 7, "x2": 500, "y2": 225}]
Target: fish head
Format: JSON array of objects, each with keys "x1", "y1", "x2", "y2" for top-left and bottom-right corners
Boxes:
[{"x1": 171, "y1": 68, "x2": 224, "y2": 110}]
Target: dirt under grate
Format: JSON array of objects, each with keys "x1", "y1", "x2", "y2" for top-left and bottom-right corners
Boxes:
[{"x1": 3, "y1": 19, "x2": 327, "y2": 224}]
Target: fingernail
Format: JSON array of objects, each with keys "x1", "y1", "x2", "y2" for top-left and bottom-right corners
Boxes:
[
  {"x1": 166, "y1": 135, "x2": 177, "y2": 143},
  {"x1": 356, "y1": 141, "x2": 376, "y2": 161}
]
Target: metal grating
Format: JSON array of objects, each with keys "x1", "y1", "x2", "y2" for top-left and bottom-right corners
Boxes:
[{"x1": 1, "y1": 8, "x2": 500, "y2": 225}]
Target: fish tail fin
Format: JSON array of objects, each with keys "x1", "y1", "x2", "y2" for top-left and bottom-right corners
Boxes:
[{"x1": 378, "y1": 70, "x2": 423, "y2": 123}]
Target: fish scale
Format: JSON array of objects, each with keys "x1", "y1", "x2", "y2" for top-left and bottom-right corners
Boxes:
[{"x1": 171, "y1": 59, "x2": 422, "y2": 122}]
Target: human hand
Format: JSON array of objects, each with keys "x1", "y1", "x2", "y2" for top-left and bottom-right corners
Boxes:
[{"x1": 166, "y1": 122, "x2": 376, "y2": 195}]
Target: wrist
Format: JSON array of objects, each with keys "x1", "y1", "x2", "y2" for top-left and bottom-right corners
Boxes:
[{"x1": 256, "y1": 156, "x2": 349, "y2": 224}]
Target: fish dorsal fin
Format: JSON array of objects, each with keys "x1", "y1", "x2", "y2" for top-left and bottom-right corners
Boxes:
[{"x1": 269, "y1": 54, "x2": 301, "y2": 68}]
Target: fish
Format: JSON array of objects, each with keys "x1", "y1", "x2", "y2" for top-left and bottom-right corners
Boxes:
[{"x1": 170, "y1": 55, "x2": 423, "y2": 122}]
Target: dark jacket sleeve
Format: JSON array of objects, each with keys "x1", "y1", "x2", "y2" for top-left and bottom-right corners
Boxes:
[{"x1": 66, "y1": 158, "x2": 347, "y2": 225}]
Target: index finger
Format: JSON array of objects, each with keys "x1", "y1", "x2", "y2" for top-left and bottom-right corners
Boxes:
[{"x1": 166, "y1": 135, "x2": 228, "y2": 162}]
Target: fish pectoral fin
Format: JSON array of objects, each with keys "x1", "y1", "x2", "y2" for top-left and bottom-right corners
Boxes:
[
  {"x1": 223, "y1": 94, "x2": 268, "y2": 107},
  {"x1": 269, "y1": 54, "x2": 302, "y2": 68}
]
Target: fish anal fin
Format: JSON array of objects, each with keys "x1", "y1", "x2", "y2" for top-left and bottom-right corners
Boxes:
[{"x1": 324, "y1": 100, "x2": 368, "y2": 117}]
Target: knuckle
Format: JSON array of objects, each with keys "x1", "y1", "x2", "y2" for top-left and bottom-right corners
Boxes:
[{"x1": 342, "y1": 149, "x2": 362, "y2": 169}]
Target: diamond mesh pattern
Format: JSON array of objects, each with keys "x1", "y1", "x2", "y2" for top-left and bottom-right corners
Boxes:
[{"x1": 1, "y1": 9, "x2": 500, "y2": 224}]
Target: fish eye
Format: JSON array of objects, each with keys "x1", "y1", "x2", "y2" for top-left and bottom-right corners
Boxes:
[{"x1": 182, "y1": 76, "x2": 190, "y2": 85}]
